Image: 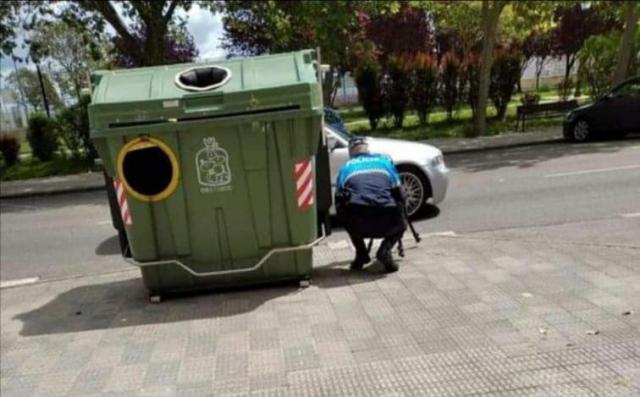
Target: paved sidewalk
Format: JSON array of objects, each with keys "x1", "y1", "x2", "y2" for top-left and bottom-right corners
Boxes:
[
  {"x1": 0, "y1": 129, "x2": 562, "y2": 199},
  {"x1": 0, "y1": 172, "x2": 105, "y2": 199},
  {"x1": 2, "y1": 234, "x2": 638, "y2": 396}
]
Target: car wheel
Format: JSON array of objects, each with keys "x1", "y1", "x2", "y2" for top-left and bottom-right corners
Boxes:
[
  {"x1": 572, "y1": 119, "x2": 591, "y2": 142},
  {"x1": 397, "y1": 165, "x2": 430, "y2": 218}
]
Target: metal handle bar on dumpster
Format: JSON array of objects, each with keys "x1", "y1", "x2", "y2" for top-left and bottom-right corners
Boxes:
[{"x1": 124, "y1": 225, "x2": 326, "y2": 278}]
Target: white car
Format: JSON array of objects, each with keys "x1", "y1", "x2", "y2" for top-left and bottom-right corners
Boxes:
[{"x1": 326, "y1": 126, "x2": 449, "y2": 217}]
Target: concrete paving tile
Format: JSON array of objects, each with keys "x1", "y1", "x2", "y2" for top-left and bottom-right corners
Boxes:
[{"x1": 2, "y1": 237, "x2": 640, "y2": 396}]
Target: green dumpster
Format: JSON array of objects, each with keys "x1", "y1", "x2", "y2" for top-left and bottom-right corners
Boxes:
[{"x1": 89, "y1": 50, "x2": 325, "y2": 296}]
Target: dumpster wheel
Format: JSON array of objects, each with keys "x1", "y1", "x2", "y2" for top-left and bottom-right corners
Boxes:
[{"x1": 116, "y1": 137, "x2": 180, "y2": 202}]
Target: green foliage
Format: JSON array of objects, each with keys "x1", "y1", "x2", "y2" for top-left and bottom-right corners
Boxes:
[
  {"x1": 409, "y1": 53, "x2": 438, "y2": 126},
  {"x1": 383, "y1": 55, "x2": 411, "y2": 128},
  {"x1": 427, "y1": 1, "x2": 482, "y2": 54},
  {"x1": 490, "y1": 47, "x2": 524, "y2": 119},
  {"x1": 31, "y1": 20, "x2": 109, "y2": 100},
  {"x1": 53, "y1": 95, "x2": 96, "y2": 160},
  {"x1": 27, "y1": 113, "x2": 59, "y2": 161},
  {"x1": 556, "y1": 78, "x2": 574, "y2": 102},
  {"x1": 0, "y1": 157, "x2": 98, "y2": 181},
  {"x1": 0, "y1": 134, "x2": 21, "y2": 167},
  {"x1": 354, "y1": 56, "x2": 384, "y2": 131},
  {"x1": 578, "y1": 30, "x2": 640, "y2": 99},
  {"x1": 6, "y1": 68, "x2": 64, "y2": 112},
  {"x1": 440, "y1": 52, "x2": 461, "y2": 121},
  {"x1": 54, "y1": 108, "x2": 83, "y2": 159}
]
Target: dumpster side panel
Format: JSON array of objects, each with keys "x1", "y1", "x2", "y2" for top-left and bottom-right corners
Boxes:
[{"x1": 156, "y1": 130, "x2": 192, "y2": 257}]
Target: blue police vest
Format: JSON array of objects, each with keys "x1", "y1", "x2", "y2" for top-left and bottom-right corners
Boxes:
[{"x1": 336, "y1": 153, "x2": 401, "y2": 208}]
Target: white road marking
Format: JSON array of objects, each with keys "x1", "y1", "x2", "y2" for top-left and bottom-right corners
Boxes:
[
  {"x1": 430, "y1": 231, "x2": 457, "y2": 237},
  {"x1": 402, "y1": 230, "x2": 457, "y2": 243},
  {"x1": 0, "y1": 277, "x2": 40, "y2": 289},
  {"x1": 96, "y1": 220, "x2": 112, "y2": 225},
  {"x1": 545, "y1": 164, "x2": 640, "y2": 178},
  {"x1": 621, "y1": 212, "x2": 640, "y2": 218}
]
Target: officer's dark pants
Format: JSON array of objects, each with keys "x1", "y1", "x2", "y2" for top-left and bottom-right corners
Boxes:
[{"x1": 342, "y1": 204, "x2": 406, "y2": 259}]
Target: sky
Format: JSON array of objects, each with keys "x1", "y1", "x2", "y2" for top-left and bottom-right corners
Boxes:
[
  {"x1": 0, "y1": 4, "x2": 226, "y2": 84},
  {"x1": 182, "y1": 5, "x2": 227, "y2": 61}
]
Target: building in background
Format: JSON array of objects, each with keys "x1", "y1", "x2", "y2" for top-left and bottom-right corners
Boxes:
[{"x1": 520, "y1": 56, "x2": 578, "y2": 92}]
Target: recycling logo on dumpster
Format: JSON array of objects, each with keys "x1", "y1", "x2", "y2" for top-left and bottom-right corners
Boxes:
[{"x1": 196, "y1": 137, "x2": 232, "y2": 193}]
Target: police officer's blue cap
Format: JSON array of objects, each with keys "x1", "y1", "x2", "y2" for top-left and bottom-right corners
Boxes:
[{"x1": 348, "y1": 136, "x2": 368, "y2": 150}]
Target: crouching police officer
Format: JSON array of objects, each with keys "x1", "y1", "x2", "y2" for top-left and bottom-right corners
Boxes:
[{"x1": 335, "y1": 137, "x2": 406, "y2": 272}]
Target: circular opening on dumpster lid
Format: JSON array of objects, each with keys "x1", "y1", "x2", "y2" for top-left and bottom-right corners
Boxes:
[
  {"x1": 117, "y1": 137, "x2": 179, "y2": 202},
  {"x1": 175, "y1": 65, "x2": 231, "y2": 92}
]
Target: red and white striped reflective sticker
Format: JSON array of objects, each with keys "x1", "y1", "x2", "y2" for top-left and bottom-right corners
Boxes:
[
  {"x1": 294, "y1": 159, "x2": 314, "y2": 210},
  {"x1": 113, "y1": 179, "x2": 132, "y2": 225}
]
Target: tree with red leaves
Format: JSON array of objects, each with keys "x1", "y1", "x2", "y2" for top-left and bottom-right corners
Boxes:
[
  {"x1": 550, "y1": 3, "x2": 620, "y2": 86},
  {"x1": 410, "y1": 53, "x2": 438, "y2": 126},
  {"x1": 364, "y1": 1, "x2": 434, "y2": 61}
]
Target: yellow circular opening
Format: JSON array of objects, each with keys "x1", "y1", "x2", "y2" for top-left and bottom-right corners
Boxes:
[{"x1": 116, "y1": 137, "x2": 180, "y2": 202}]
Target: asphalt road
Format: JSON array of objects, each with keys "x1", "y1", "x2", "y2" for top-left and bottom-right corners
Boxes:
[{"x1": 2, "y1": 138, "x2": 639, "y2": 283}]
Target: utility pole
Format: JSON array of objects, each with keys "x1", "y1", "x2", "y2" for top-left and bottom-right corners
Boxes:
[{"x1": 34, "y1": 62, "x2": 50, "y2": 118}]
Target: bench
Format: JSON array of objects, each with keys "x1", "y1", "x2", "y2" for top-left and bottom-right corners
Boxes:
[{"x1": 516, "y1": 100, "x2": 578, "y2": 132}]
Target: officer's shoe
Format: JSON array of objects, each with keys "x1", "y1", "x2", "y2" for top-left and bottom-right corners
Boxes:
[
  {"x1": 376, "y1": 247, "x2": 399, "y2": 273},
  {"x1": 350, "y1": 253, "x2": 371, "y2": 270}
]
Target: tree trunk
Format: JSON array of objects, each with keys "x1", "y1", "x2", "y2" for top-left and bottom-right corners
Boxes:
[
  {"x1": 564, "y1": 55, "x2": 571, "y2": 88},
  {"x1": 613, "y1": 2, "x2": 639, "y2": 85},
  {"x1": 322, "y1": 66, "x2": 335, "y2": 106},
  {"x1": 143, "y1": 24, "x2": 167, "y2": 66},
  {"x1": 474, "y1": 1, "x2": 504, "y2": 137},
  {"x1": 74, "y1": 79, "x2": 83, "y2": 103},
  {"x1": 142, "y1": 3, "x2": 167, "y2": 66},
  {"x1": 535, "y1": 57, "x2": 544, "y2": 92}
]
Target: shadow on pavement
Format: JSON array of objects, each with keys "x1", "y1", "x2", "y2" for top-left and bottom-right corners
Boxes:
[
  {"x1": 447, "y1": 135, "x2": 640, "y2": 173},
  {"x1": 330, "y1": 204, "x2": 440, "y2": 231},
  {"x1": 15, "y1": 260, "x2": 387, "y2": 337},
  {"x1": 95, "y1": 235, "x2": 122, "y2": 256}
]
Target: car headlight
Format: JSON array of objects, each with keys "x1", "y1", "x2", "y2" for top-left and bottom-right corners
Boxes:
[{"x1": 431, "y1": 154, "x2": 444, "y2": 167}]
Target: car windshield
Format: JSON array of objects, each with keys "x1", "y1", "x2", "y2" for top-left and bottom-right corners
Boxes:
[
  {"x1": 326, "y1": 125, "x2": 353, "y2": 142},
  {"x1": 612, "y1": 79, "x2": 640, "y2": 97}
]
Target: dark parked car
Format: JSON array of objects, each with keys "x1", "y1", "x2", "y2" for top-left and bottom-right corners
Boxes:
[{"x1": 564, "y1": 76, "x2": 640, "y2": 142}]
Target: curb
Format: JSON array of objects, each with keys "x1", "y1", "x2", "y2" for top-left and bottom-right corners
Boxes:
[
  {"x1": 1, "y1": 137, "x2": 564, "y2": 200},
  {"x1": 0, "y1": 184, "x2": 105, "y2": 200},
  {"x1": 439, "y1": 137, "x2": 564, "y2": 155}
]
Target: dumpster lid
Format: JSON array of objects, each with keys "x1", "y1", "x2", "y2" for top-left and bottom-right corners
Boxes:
[{"x1": 91, "y1": 50, "x2": 319, "y2": 105}]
